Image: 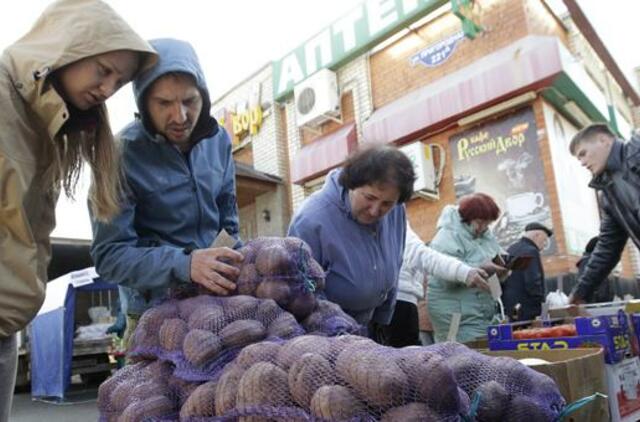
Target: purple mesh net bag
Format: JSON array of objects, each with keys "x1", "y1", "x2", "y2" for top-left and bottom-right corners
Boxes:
[
  {"x1": 128, "y1": 295, "x2": 305, "y2": 382},
  {"x1": 301, "y1": 299, "x2": 364, "y2": 337},
  {"x1": 429, "y1": 342, "x2": 566, "y2": 421},
  {"x1": 234, "y1": 237, "x2": 326, "y2": 320},
  {"x1": 201, "y1": 334, "x2": 469, "y2": 422},
  {"x1": 98, "y1": 360, "x2": 182, "y2": 422}
]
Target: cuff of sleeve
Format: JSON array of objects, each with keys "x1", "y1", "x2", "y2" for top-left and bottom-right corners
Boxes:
[
  {"x1": 457, "y1": 264, "x2": 473, "y2": 284},
  {"x1": 174, "y1": 251, "x2": 192, "y2": 283}
]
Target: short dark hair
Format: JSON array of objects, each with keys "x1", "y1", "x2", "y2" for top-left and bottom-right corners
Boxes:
[
  {"x1": 458, "y1": 193, "x2": 501, "y2": 223},
  {"x1": 338, "y1": 145, "x2": 416, "y2": 203},
  {"x1": 569, "y1": 123, "x2": 615, "y2": 155}
]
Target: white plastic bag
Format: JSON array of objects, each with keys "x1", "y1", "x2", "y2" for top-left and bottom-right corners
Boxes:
[{"x1": 545, "y1": 289, "x2": 569, "y2": 309}]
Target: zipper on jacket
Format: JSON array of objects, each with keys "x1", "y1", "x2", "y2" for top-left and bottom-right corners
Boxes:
[{"x1": 170, "y1": 145, "x2": 205, "y2": 246}]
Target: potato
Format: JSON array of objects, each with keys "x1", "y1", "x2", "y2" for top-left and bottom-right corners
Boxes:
[
  {"x1": 179, "y1": 380, "x2": 218, "y2": 418},
  {"x1": 187, "y1": 305, "x2": 226, "y2": 332},
  {"x1": 255, "y1": 244, "x2": 293, "y2": 275},
  {"x1": 110, "y1": 381, "x2": 136, "y2": 412},
  {"x1": 309, "y1": 385, "x2": 365, "y2": 420},
  {"x1": 336, "y1": 346, "x2": 408, "y2": 407},
  {"x1": 286, "y1": 289, "x2": 317, "y2": 319},
  {"x1": 215, "y1": 365, "x2": 246, "y2": 416},
  {"x1": 476, "y1": 381, "x2": 509, "y2": 422},
  {"x1": 288, "y1": 353, "x2": 334, "y2": 408},
  {"x1": 183, "y1": 329, "x2": 222, "y2": 367},
  {"x1": 177, "y1": 295, "x2": 218, "y2": 320},
  {"x1": 219, "y1": 319, "x2": 266, "y2": 348},
  {"x1": 267, "y1": 313, "x2": 304, "y2": 339},
  {"x1": 159, "y1": 318, "x2": 188, "y2": 351},
  {"x1": 223, "y1": 295, "x2": 260, "y2": 320},
  {"x1": 276, "y1": 335, "x2": 331, "y2": 369},
  {"x1": 504, "y1": 395, "x2": 551, "y2": 422},
  {"x1": 255, "y1": 278, "x2": 291, "y2": 306},
  {"x1": 235, "y1": 341, "x2": 282, "y2": 369},
  {"x1": 237, "y1": 263, "x2": 259, "y2": 295},
  {"x1": 398, "y1": 350, "x2": 460, "y2": 412},
  {"x1": 381, "y1": 403, "x2": 439, "y2": 421},
  {"x1": 236, "y1": 362, "x2": 291, "y2": 422},
  {"x1": 118, "y1": 395, "x2": 175, "y2": 422},
  {"x1": 169, "y1": 375, "x2": 200, "y2": 407},
  {"x1": 254, "y1": 298, "x2": 282, "y2": 323}
]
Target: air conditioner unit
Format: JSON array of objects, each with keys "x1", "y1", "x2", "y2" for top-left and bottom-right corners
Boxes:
[
  {"x1": 399, "y1": 142, "x2": 445, "y2": 200},
  {"x1": 294, "y1": 68, "x2": 340, "y2": 128}
]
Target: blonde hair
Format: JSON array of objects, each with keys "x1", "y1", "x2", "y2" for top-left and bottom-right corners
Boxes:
[{"x1": 46, "y1": 107, "x2": 123, "y2": 223}]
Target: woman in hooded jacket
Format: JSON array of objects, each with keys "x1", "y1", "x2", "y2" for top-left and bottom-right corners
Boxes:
[{"x1": 0, "y1": 0, "x2": 156, "y2": 418}]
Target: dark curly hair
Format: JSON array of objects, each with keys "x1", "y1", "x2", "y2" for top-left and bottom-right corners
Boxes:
[{"x1": 338, "y1": 145, "x2": 416, "y2": 203}]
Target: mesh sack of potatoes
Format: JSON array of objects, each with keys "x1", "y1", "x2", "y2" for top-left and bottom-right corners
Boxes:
[
  {"x1": 429, "y1": 342, "x2": 566, "y2": 422},
  {"x1": 300, "y1": 299, "x2": 364, "y2": 337},
  {"x1": 98, "y1": 359, "x2": 182, "y2": 422},
  {"x1": 233, "y1": 237, "x2": 326, "y2": 320},
  {"x1": 128, "y1": 294, "x2": 306, "y2": 382},
  {"x1": 184, "y1": 334, "x2": 470, "y2": 422}
]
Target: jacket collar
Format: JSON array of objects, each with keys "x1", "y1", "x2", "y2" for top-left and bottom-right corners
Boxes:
[{"x1": 589, "y1": 139, "x2": 624, "y2": 190}]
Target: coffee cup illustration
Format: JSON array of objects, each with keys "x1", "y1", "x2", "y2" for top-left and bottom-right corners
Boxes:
[{"x1": 506, "y1": 192, "x2": 544, "y2": 218}]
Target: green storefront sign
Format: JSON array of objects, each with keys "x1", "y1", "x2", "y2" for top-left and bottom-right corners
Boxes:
[{"x1": 272, "y1": 0, "x2": 448, "y2": 101}]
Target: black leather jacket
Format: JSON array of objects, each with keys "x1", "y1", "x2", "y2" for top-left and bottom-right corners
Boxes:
[{"x1": 573, "y1": 136, "x2": 640, "y2": 301}]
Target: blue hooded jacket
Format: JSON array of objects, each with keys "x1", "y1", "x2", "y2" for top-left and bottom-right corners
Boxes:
[
  {"x1": 90, "y1": 39, "x2": 240, "y2": 315},
  {"x1": 288, "y1": 169, "x2": 407, "y2": 325}
]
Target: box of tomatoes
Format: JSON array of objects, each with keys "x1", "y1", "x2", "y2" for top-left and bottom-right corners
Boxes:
[{"x1": 487, "y1": 310, "x2": 631, "y2": 364}]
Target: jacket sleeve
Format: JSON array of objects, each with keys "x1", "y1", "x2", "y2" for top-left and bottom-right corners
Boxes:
[
  {"x1": 0, "y1": 152, "x2": 46, "y2": 337},
  {"x1": 429, "y1": 228, "x2": 469, "y2": 285},
  {"x1": 572, "y1": 205, "x2": 627, "y2": 301},
  {"x1": 216, "y1": 129, "x2": 241, "y2": 242},
  {"x1": 90, "y1": 189, "x2": 191, "y2": 290},
  {"x1": 404, "y1": 223, "x2": 472, "y2": 284}
]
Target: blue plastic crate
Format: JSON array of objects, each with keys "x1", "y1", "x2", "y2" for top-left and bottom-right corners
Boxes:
[{"x1": 487, "y1": 310, "x2": 630, "y2": 364}]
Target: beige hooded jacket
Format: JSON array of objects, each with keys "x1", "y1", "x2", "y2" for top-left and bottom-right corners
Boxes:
[{"x1": 0, "y1": 0, "x2": 157, "y2": 337}]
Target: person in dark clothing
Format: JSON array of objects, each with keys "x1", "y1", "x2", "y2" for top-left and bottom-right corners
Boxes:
[
  {"x1": 576, "y1": 236, "x2": 613, "y2": 303},
  {"x1": 569, "y1": 124, "x2": 640, "y2": 304},
  {"x1": 502, "y1": 222, "x2": 553, "y2": 322}
]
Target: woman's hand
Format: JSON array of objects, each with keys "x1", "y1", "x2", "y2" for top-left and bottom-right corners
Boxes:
[{"x1": 465, "y1": 268, "x2": 490, "y2": 292}]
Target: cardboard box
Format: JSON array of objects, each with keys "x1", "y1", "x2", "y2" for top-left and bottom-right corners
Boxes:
[
  {"x1": 606, "y1": 357, "x2": 640, "y2": 422},
  {"x1": 484, "y1": 348, "x2": 609, "y2": 422}
]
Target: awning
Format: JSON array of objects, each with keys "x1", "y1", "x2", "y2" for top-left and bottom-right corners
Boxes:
[
  {"x1": 291, "y1": 123, "x2": 358, "y2": 184},
  {"x1": 362, "y1": 35, "x2": 593, "y2": 145},
  {"x1": 234, "y1": 161, "x2": 282, "y2": 207}
]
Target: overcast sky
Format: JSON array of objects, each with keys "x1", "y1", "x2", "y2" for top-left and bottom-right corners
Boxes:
[{"x1": 0, "y1": 0, "x2": 637, "y2": 240}]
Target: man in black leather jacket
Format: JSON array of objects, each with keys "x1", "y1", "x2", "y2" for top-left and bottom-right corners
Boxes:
[{"x1": 569, "y1": 123, "x2": 640, "y2": 303}]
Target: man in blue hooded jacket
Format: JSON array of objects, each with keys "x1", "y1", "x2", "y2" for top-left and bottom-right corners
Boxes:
[{"x1": 91, "y1": 39, "x2": 243, "y2": 341}]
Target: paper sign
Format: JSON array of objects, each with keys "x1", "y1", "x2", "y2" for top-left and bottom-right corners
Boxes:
[
  {"x1": 447, "y1": 312, "x2": 462, "y2": 342},
  {"x1": 210, "y1": 228, "x2": 237, "y2": 249},
  {"x1": 488, "y1": 274, "x2": 502, "y2": 300}
]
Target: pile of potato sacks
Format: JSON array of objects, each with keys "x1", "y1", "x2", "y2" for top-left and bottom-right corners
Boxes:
[{"x1": 98, "y1": 237, "x2": 566, "y2": 421}]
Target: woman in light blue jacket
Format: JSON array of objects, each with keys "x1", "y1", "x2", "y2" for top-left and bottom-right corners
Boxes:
[{"x1": 427, "y1": 193, "x2": 503, "y2": 343}]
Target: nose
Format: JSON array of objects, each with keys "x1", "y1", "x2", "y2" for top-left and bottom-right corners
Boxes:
[
  {"x1": 98, "y1": 77, "x2": 118, "y2": 100},
  {"x1": 171, "y1": 103, "x2": 188, "y2": 124},
  {"x1": 369, "y1": 203, "x2": 381, "y2": 218}
]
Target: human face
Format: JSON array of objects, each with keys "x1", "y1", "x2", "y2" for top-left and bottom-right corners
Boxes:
[
  {"x1": 348, "y1": 183, "x2": 400, "y2": 225},
  {"x1": 470, "y1": 219, "x2": 492, "y2": 237},
  {"x1": 55, "y1": 50, "x2": 139, "y2": 111},
  {"x1": 574, "y1": 135, "x2": 614, "y2": 176},
  {"x1": 531, "y1": 231, "x2": 550, "y2": 251},
  {"x1": 146, "y1": 74, "x2": 203, "y2": 150}
]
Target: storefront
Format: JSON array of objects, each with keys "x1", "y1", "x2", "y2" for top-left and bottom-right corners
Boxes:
[{"x1": 273, "y1": 0, "x2": 639, "y2": 284}]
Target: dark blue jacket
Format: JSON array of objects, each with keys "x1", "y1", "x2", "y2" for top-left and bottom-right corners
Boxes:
[
  {"x1": 90, "y1": 39, "x2": 239, "y2": 315},
  {"x1": 501, "y1": 237, "x2": 544, "y2": 322}
]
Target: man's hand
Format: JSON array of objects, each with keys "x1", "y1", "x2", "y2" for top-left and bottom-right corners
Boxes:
[
  {"x1": 568, "y1": 293, "x2": 586, "y2": 306},
  {"x1": 465, "y1": 269, "x2": 490, "y2": 292},
  {"x1": 190, "y1": 247, "x2": 243, "y2": 295}
]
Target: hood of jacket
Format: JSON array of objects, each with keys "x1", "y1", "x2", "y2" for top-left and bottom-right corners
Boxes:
[
  {"x1": 132, "y1": 38, "x2": 217, "y2": 143},
  {"x1": 1, "y1": 0, "x2": 157, "y2": 141}
]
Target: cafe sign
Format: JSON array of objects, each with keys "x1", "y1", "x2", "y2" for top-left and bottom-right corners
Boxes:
[
  {"x1": 272, "y1": 0, "x2": 448, "y2": 101},
  {"x1": 216, "y1": 83, "x2": 265, "y2": 146}
]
